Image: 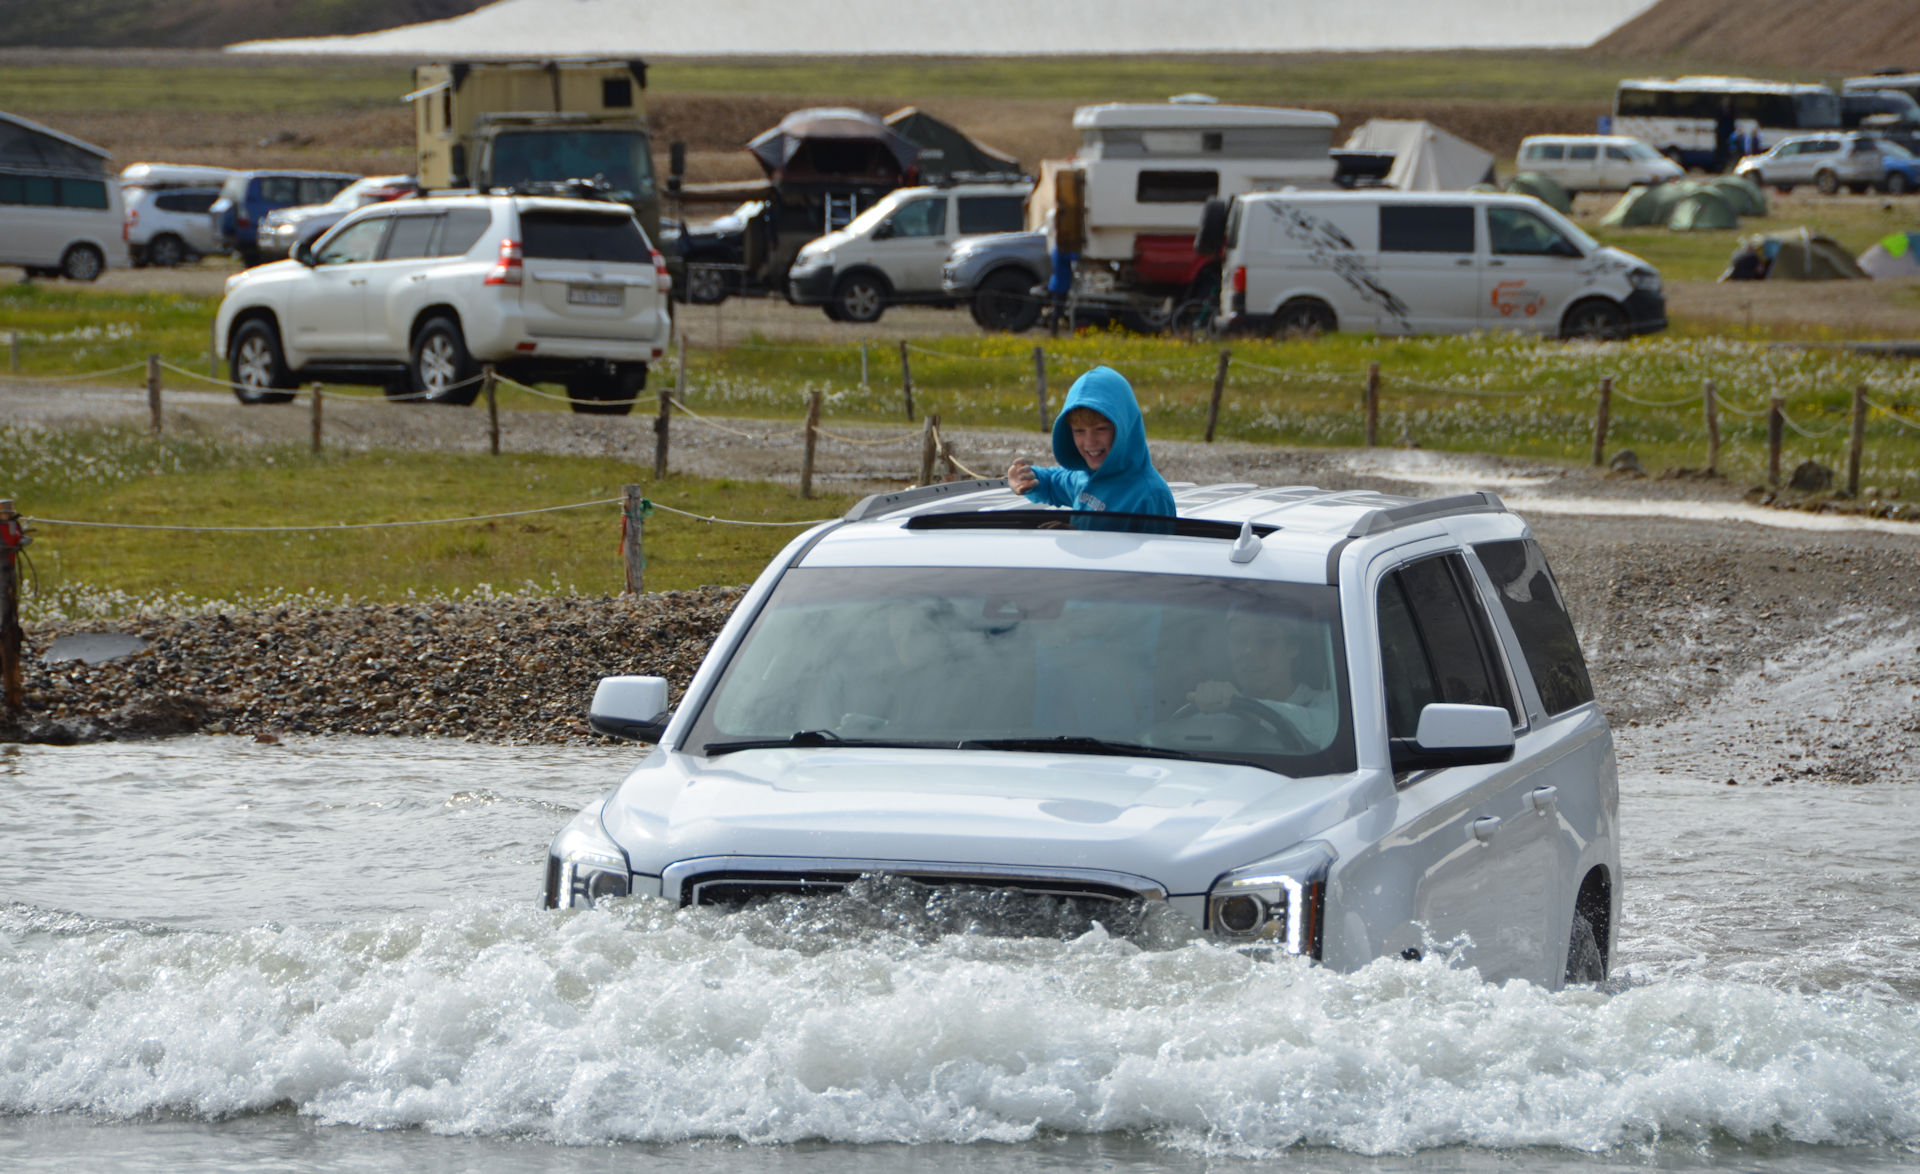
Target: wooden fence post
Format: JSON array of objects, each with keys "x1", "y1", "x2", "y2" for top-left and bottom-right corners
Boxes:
[
  {"x1": 146, "y1": 353, "x2": 162, "y2": 436},
  {"x1": 1592, "y1": 376, "x2": 1612, "y2": 467},
  {"x1": 621, "y1": 484, "x2": 646, "y2": 594},
  {"x1": 309, "y1": 383, "x2": 323, "y2": 454},
  {"x1": 898, "y1": 341, "x2": 915, "y2": 421},
  {"x1": 1704, "y1": 379, "x2": 1721, "y2": 476},
  {"x1": 653, "y1": 387, "x2": 672, "y2": 479},
  {"x1": 1364, "y1": 361, "x2": 1380, "y2": 447},
  {"x1": 1767, "y1": 396, "x2": 1784, "y2": 488},
  {"x1": 1033, "y1": 346, "x2": 1050, "y2": 432},
  {"x1": 800, "y1": 388, "x2": 823, "y2": 499},
  {"x1": 1205, "y1": 348, "x2": 1231, "y2": 443},
  {"x1": 483, "y1": 365, "x2": 499, "y2": 456},
  {"x1": 1847, "y1": 384, "x2": 1867, "y2": 499},
  {"x1": 0, "y1": 498, "x2": 23, "y2": 711},
  {"x1": 920, "y1": 414, "x2": 938, "y2": 485},
  {"x1": 7, "y1": 330, "x2": 18, "y2": 373}
]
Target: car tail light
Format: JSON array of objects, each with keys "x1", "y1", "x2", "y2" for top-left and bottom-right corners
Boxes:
[
  {"x1": 651, "y1": 247, "x2": 671, "y2": 293},
  {"x1": 1231, "y1": 265, "x2": 1247, "y2": 294},
  {"x1": 124, "y1": 209, "x2": 135, "y2": 240},
  {"x1": 485, "y1": 238, "x2": 523, "y2": 286}
]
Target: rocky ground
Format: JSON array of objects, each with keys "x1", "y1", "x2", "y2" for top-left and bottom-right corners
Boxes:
[{"x1": 4, "y1": 380, "x2": 1919, "y2": 785}]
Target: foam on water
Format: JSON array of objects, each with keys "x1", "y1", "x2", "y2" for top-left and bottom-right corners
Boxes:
[{"x1": 3, "y1": 894, "x2": 1918, "y2": 1157}]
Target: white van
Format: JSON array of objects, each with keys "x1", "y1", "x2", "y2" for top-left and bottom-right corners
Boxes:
[
  {"x1": 1216, "y1": 190, "x2": 1665, "y2": 340},
  {"x1": 786, "y1": 178, "x2": 1032, "y2": 322},
  {"x1": 1515, "y1": 134, "x2": 1684, "y2": 192},
  {"x1": 0, "y1": 113, "x2": 128, "y2": 281}
]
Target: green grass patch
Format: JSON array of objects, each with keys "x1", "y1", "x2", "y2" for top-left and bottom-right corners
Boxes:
[
  {"x1": 0, "y1": 62, "x2": 410, "y2": 115},
  {"x1": 1, "y1": 426, "x2": 854, "y2": 621}
]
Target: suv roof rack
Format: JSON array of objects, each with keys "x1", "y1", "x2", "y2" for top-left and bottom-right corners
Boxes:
[
  {"x1": 490, "y1": 177, "x2": 626, "y2": 202},
  {"x1": 843, "y1": 479, "x2": 1005, "y2": 521},
  {"x1": 1344, "y1": 490, "x2": 1507, "y2": 537}
]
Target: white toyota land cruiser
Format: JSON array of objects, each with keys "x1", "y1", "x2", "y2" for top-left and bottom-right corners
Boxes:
[
  {"x1": 547, "y1": 482, "x2": 1619, "y2": 990},
  {"x1": 213, "y1": 190, "x2": 672, "y2": 415}
]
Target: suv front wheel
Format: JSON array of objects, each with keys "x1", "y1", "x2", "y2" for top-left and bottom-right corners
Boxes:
[
  {"x1": 830, "y1": 272, "x2": 889, "y2": 324},
  {"x1": 411, "y1": 317, "x2": 480, "y2": 405},
  {"x1": 229, "y1": 319, "x2": 298, "y2": 405}
]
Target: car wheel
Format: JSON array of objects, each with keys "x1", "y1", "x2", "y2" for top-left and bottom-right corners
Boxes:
[
  {"x1": 971, "y1": 269, "x2": 1042, "y2": 333},
  {"x1": 1815, "y1": 169, "x2": 1840, "y2": 195},
  {"x1": 684, "y1": 263, "x2": 728, "y2": 305},
  {"x1": 59, "y1": 244, "x2": 104, "y2": 282},
  {"x1": 410, "y1": 316, "x2": 480, "y2": 405},
  {"x1": 831, "y1": 272, "x2": 888, "y2": 324},
  {"x1": 1272, "y1": 297, "x2": 1336, "y2": 339},
  {"x1": 1561, "y1": 297, "x2": 1630, "y2": 341},
  {"x1": 146, "y1": 234, "x2": 187, "y2": 269},
  {"x1": 228, "y1": 319, "x2": 298, "y2": 405},
  {"x1": 1887, "y1": 172, "x2": 1912, "y2": 195}
]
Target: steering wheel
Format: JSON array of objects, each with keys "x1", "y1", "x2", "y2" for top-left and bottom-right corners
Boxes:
[{"x1": 1171, "y1": 695, "x2": 1313, "y2": 754}]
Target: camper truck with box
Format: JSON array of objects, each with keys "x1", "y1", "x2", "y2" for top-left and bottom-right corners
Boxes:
[
  {"x1": 408, "y1": 59, "x2": 659, "y2": 243},
  {"x1": 1031, "y1": 101, "x2": 1339, "y2": 331}
]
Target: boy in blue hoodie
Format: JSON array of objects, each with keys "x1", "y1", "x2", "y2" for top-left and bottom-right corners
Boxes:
[{"x1": 1005, "y1": 365, "x2": 1175, "y2": 517}]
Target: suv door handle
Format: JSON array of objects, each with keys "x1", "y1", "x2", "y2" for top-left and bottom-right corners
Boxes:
[
  {"x1": 1528, "y1": 785, "x2": 1558, "y2": 814},
  {"x1": 1488, "y1": 259, "x2": 1506, "y2": 267},
  {"x1": 1454, "y1": 257, "x2": 1473, "y2": 266},
  {"x1": 1471, "y1": 816, "x2": 1501, "y2": 843}
]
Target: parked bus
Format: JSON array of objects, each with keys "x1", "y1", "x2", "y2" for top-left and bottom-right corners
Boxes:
[{"x1": 1611, "y1": 77, "x2": 1840, "y2": 170}]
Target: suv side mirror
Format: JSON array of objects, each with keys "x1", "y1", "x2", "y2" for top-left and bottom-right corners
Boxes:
[
  {"x1": 589, "y1": 675, "x2": 672, "y2": 742},
  {"x1": 292, "y1": 238, "x2": 316, "y2": 266},
  {"x1": 1390, "y1": 703, "x2": 1515, "y2": 772}
]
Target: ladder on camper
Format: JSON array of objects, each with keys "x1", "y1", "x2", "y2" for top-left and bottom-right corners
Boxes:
[{"x1": 824, "y1": 192, "x2": 860, "y2": 232}]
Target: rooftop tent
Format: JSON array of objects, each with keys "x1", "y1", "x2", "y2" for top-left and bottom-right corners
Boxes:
[
  {"x1": 1726, "y1": 229, "x2": 1871, "y2": 280},
  {"x1": 747, "y1": 108, "x2": 921, "y2": 184},
  {"x1": 0, "y1": 111, "x2": 111, "y2": 176},
  {"x1": 1504, "y1": 170, "x2": 1571, "y2": 213},
  {"x1": 1665, "y1": 185, "x2": 1739, "y2": 230},
  {"x1": 1705, "y1": 173, "x2": 1768, "y2": 217},
  {"x1": 1857, "y1": 230, "x2": 1920, "y2": 277},
  {"x1": 1599, "y1": 180, "x2": 1693, "y2": 227},
  {"x1": 882, "y1": 107, "x2": 1021, "y2": 181},
  {"x1": 1343, "y1": 119, "x2": 1495, "y2": 191}
]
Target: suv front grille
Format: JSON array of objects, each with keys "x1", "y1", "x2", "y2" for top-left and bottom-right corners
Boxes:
[{"x1": 684, "y1": 870, "x2": 1146, "y2": 909}]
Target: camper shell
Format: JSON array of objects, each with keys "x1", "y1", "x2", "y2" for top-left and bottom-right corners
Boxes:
[
  {"x1": 408, "y1": 59, "x2": 657, "y2": 240},
  {"x1": 0, "y1": 111, "x2": 127, "y2": 280},
  {"x1": 1216, "y1": 189, "x2": 1665, "y2": 341}
]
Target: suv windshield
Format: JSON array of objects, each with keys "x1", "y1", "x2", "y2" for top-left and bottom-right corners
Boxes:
[{"x1": 686, "y1": 566, "x2": 1355, "y2": 776}]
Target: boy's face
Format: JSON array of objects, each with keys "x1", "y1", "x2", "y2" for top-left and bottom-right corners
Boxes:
[{"x1": 1070, "y1": 415, "x2": 1116, "y2": 470}]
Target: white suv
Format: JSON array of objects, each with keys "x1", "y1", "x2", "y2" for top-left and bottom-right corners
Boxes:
[
  {"x1": 213, "y1": 191, "x2": 672, "y2": 414},
  {"x1": 549, "y1": 482, "x2": 1621, "y2": 990},
  {"x1": 124, "y1": 185, "x2": 224, "y2": 268}
]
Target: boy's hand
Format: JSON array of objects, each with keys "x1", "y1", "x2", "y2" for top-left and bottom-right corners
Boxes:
[{"x1": 1007, "y1": 458, "x2": 1037, "y2": 494}]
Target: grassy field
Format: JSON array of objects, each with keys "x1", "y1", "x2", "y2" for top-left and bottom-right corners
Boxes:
[{"x1": 0, "y1": 424, "x2": 854, "y2": 622}]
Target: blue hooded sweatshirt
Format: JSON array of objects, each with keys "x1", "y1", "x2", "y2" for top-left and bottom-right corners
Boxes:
[{"x1": 1021, "y1": 366, "x2": 1176, "y2": 517}]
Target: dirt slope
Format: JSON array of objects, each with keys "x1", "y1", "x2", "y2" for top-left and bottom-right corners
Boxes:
[{"x1": 1594, "y1": 0, "x2": 1920, "y2": 73}]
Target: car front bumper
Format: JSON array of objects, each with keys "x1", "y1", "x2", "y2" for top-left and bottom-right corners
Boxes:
[{"x1": 787, "y1": 264, "x2": 835, "y2": 305}]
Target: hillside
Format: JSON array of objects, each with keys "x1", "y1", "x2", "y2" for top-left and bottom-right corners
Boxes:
[
  {"x1": 0, "y1": 0, "x2": 486, "y2": 48},
  {"x1": 1595, "y1": 0, "x2": 1920, "y2": 73}
]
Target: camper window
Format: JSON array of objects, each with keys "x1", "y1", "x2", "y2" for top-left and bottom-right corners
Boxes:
[{"x1": 1137, "y1": 170, "x2": 1219, "y2": 203}]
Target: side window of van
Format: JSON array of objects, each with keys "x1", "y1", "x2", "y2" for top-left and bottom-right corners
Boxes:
[
  {"x1": 1379, "y1": 205, "x2": 1474, "y2": 253},
  {"x1": 1487, "y1": 207, "x2": 1578, "y2": 257},
  {"x1": 886, "y1": 197, "x2": 947, "y2": 238},
  {"x1": 1535, "y1": 144, "x2": 1565, "y2": 160},
  {"x1": 59, "y1": 179, "x2": 108, "y2": 209},
  {"x1": 1568, "y1": 144, "x2": 1598, "y2": 161},
  {"x1": 957, "y1": 196, "x2": 1024, "y2": 235},
  {"x1": 1605, "y1": 146, "x2": 1631, "y2": 161}
]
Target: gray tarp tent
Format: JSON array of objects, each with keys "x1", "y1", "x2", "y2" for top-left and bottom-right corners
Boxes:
[
  {"x1": 1343, "y1": 119, "x2": 1495, "y2": 191},
  {"x1": 883, "y1": 107, "x2": 1020, "y2": 181}
]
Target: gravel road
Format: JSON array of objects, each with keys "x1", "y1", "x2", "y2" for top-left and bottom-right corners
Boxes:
[{"x1": 5, "y1": 377, "x2": 1918, "y2": 786}]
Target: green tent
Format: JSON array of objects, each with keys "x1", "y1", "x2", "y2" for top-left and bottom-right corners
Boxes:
[
  {"x1": 1666, "y1": 186, "x2": 1740, "y2": 230},
  {"x1": 1723, "y1": 229, "x2": 1871, "y2": 281},
  {"x1": 1504, "y1": 170, "x2": 1571, "y2": 213},
  {"x1": 1704, "y1": 174, "x2": 1768, "y2": 217},
  {"x1": 1599, "y1": 181, "x2": 1692, "y2": 227}
]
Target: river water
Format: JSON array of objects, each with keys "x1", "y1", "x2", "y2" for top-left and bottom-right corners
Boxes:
[{"x1": 2, "y1": 716, "x2": 1917, "y2": 1172}]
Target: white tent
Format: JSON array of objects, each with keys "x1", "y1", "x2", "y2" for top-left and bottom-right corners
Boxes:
[{"x1": 1343, "y1": 119, "x2": 1495, "y2": 191}]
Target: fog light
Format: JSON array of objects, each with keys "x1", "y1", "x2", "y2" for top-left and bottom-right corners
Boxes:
[{"x1": 1218, "y1": 894, "x2": 1264, "y2": 934}]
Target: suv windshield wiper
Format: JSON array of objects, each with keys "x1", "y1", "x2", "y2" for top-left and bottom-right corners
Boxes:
[
  {"x1": 702, "y1": 730, "x2": 954, "y2": 757},
  {"x1": 958, "y1": 735, "x2": 1196, "y2": 761}
]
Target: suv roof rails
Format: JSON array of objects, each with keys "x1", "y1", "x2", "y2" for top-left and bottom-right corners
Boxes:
[
  {"x1": 1345, "y1": 490, "x2": 1507, "y2": 537},
  {"x1": 843, "y1": 479, "x2": 1006, "y2": 521}
]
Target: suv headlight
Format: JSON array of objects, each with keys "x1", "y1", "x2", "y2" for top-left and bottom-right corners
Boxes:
[
  {"x1": 1628, "y1": 267, "x2": 1662, "y2": 293},
  {"x1": 1207, "y1": 841, "x2": 1334, "y2": 957},
  {"x1": 542, "y1": 800, "x2": 632, "y2": 909},
  {"x1": 794, "y1": 249, "x2": 832, "y2": 272}
]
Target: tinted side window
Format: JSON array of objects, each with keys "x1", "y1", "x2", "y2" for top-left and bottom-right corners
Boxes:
[
  {"x1": 382, "y1": 214, "x2": 439, "y2": 260},
  {"x1": 1536, "y1": 143, "x2": 1565, "y2": 160},
  {"x1": 1379, "y1": 204, "x2": 1475, "y2": 253},
  {"x1": 59, "y1": 179, "x2": 108, "y2": 209},
  {"x1": 1136, "y1": 170, "x2": 1219, "y2": 203},
  {"x1": 520, "y1": 210, "x2": 650, "y2": 262},
  {"x1": 1376, "y1": 553, "x2": 1516, "y2": 740},
  {"x1": 1568, "y1": 144, "x2": 1598, "y2": 160},
  {"x1": 258, "y1": 177, "x2": 299, "y2": 205},
  {"x1": 0, "y1": 175, "x2": 19, "y2": 204},
  {"x1": 437, "y1": 208, "x2": 492, "y2": 255},
  {"x1": 957, "y1": 195, "x2": 1025, "y2": 234},
  {"x1": 20, "y1": 175, "x2": 56, "y2": 206},
  {"x1": 885, "y1": 197, "x2": 947, "y2": 238},
  {"x1": 1605, "y1": 146, "x2": 1630, "y2": 160},
  {"x1": 314, "y1": 216, "x2": 389, "y2": 265},
  {"x1": 1473, "y1": 539, "x2": 1595, "y2": 715},
  {"x1": 301, "y1": 178, "x2": 348, "y2": 204},
  {"x1": 156, "y1": 191, "x2": 218, "y2": 213}
]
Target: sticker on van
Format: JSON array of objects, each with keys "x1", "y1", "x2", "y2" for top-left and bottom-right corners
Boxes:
[
  {"x1": 1491, "y1": 280, "x2": 1545, "y2": 318},
  {"x1": 1275, "y1": 204, "x2": 1412, "y2": 331}
]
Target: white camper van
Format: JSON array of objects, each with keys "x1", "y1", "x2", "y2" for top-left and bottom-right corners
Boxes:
[
  {"x1": 1215, "y1": 190, "x2": 1665, "y2": 340},
  {"x1": 0, "y1": 112, "x2": 128, "y2": 280}
]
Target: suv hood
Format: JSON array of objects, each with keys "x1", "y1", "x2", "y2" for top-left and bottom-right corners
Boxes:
[{"x1": 602, "y1": 747, "x2": 1365, "y2": 896}]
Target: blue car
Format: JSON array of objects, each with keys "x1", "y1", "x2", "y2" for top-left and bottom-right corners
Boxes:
[
  {"x1": 209, "y1": 169, "x2": 357, "y2": 266},
  {"x1": 1877, "y1": 138, "x2": 1920, "y2": 194}
]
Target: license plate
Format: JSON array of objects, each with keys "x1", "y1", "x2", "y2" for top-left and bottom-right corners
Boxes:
[{"x1": 567, "y1": 284, "x2": 623, "y2": 307}]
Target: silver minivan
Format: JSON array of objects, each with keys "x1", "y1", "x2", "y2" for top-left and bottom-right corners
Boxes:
[
  {"x1": 1515, "y1": 134, "x2": 1684, "y2": 192},
  {"x1": 0, "y1": 113, "x2": 128, "y2": 281}
]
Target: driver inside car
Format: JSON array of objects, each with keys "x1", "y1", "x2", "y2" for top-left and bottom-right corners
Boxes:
[{"x1": 1186, "y1": 608, "x2": 1338, "y2": 748}]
